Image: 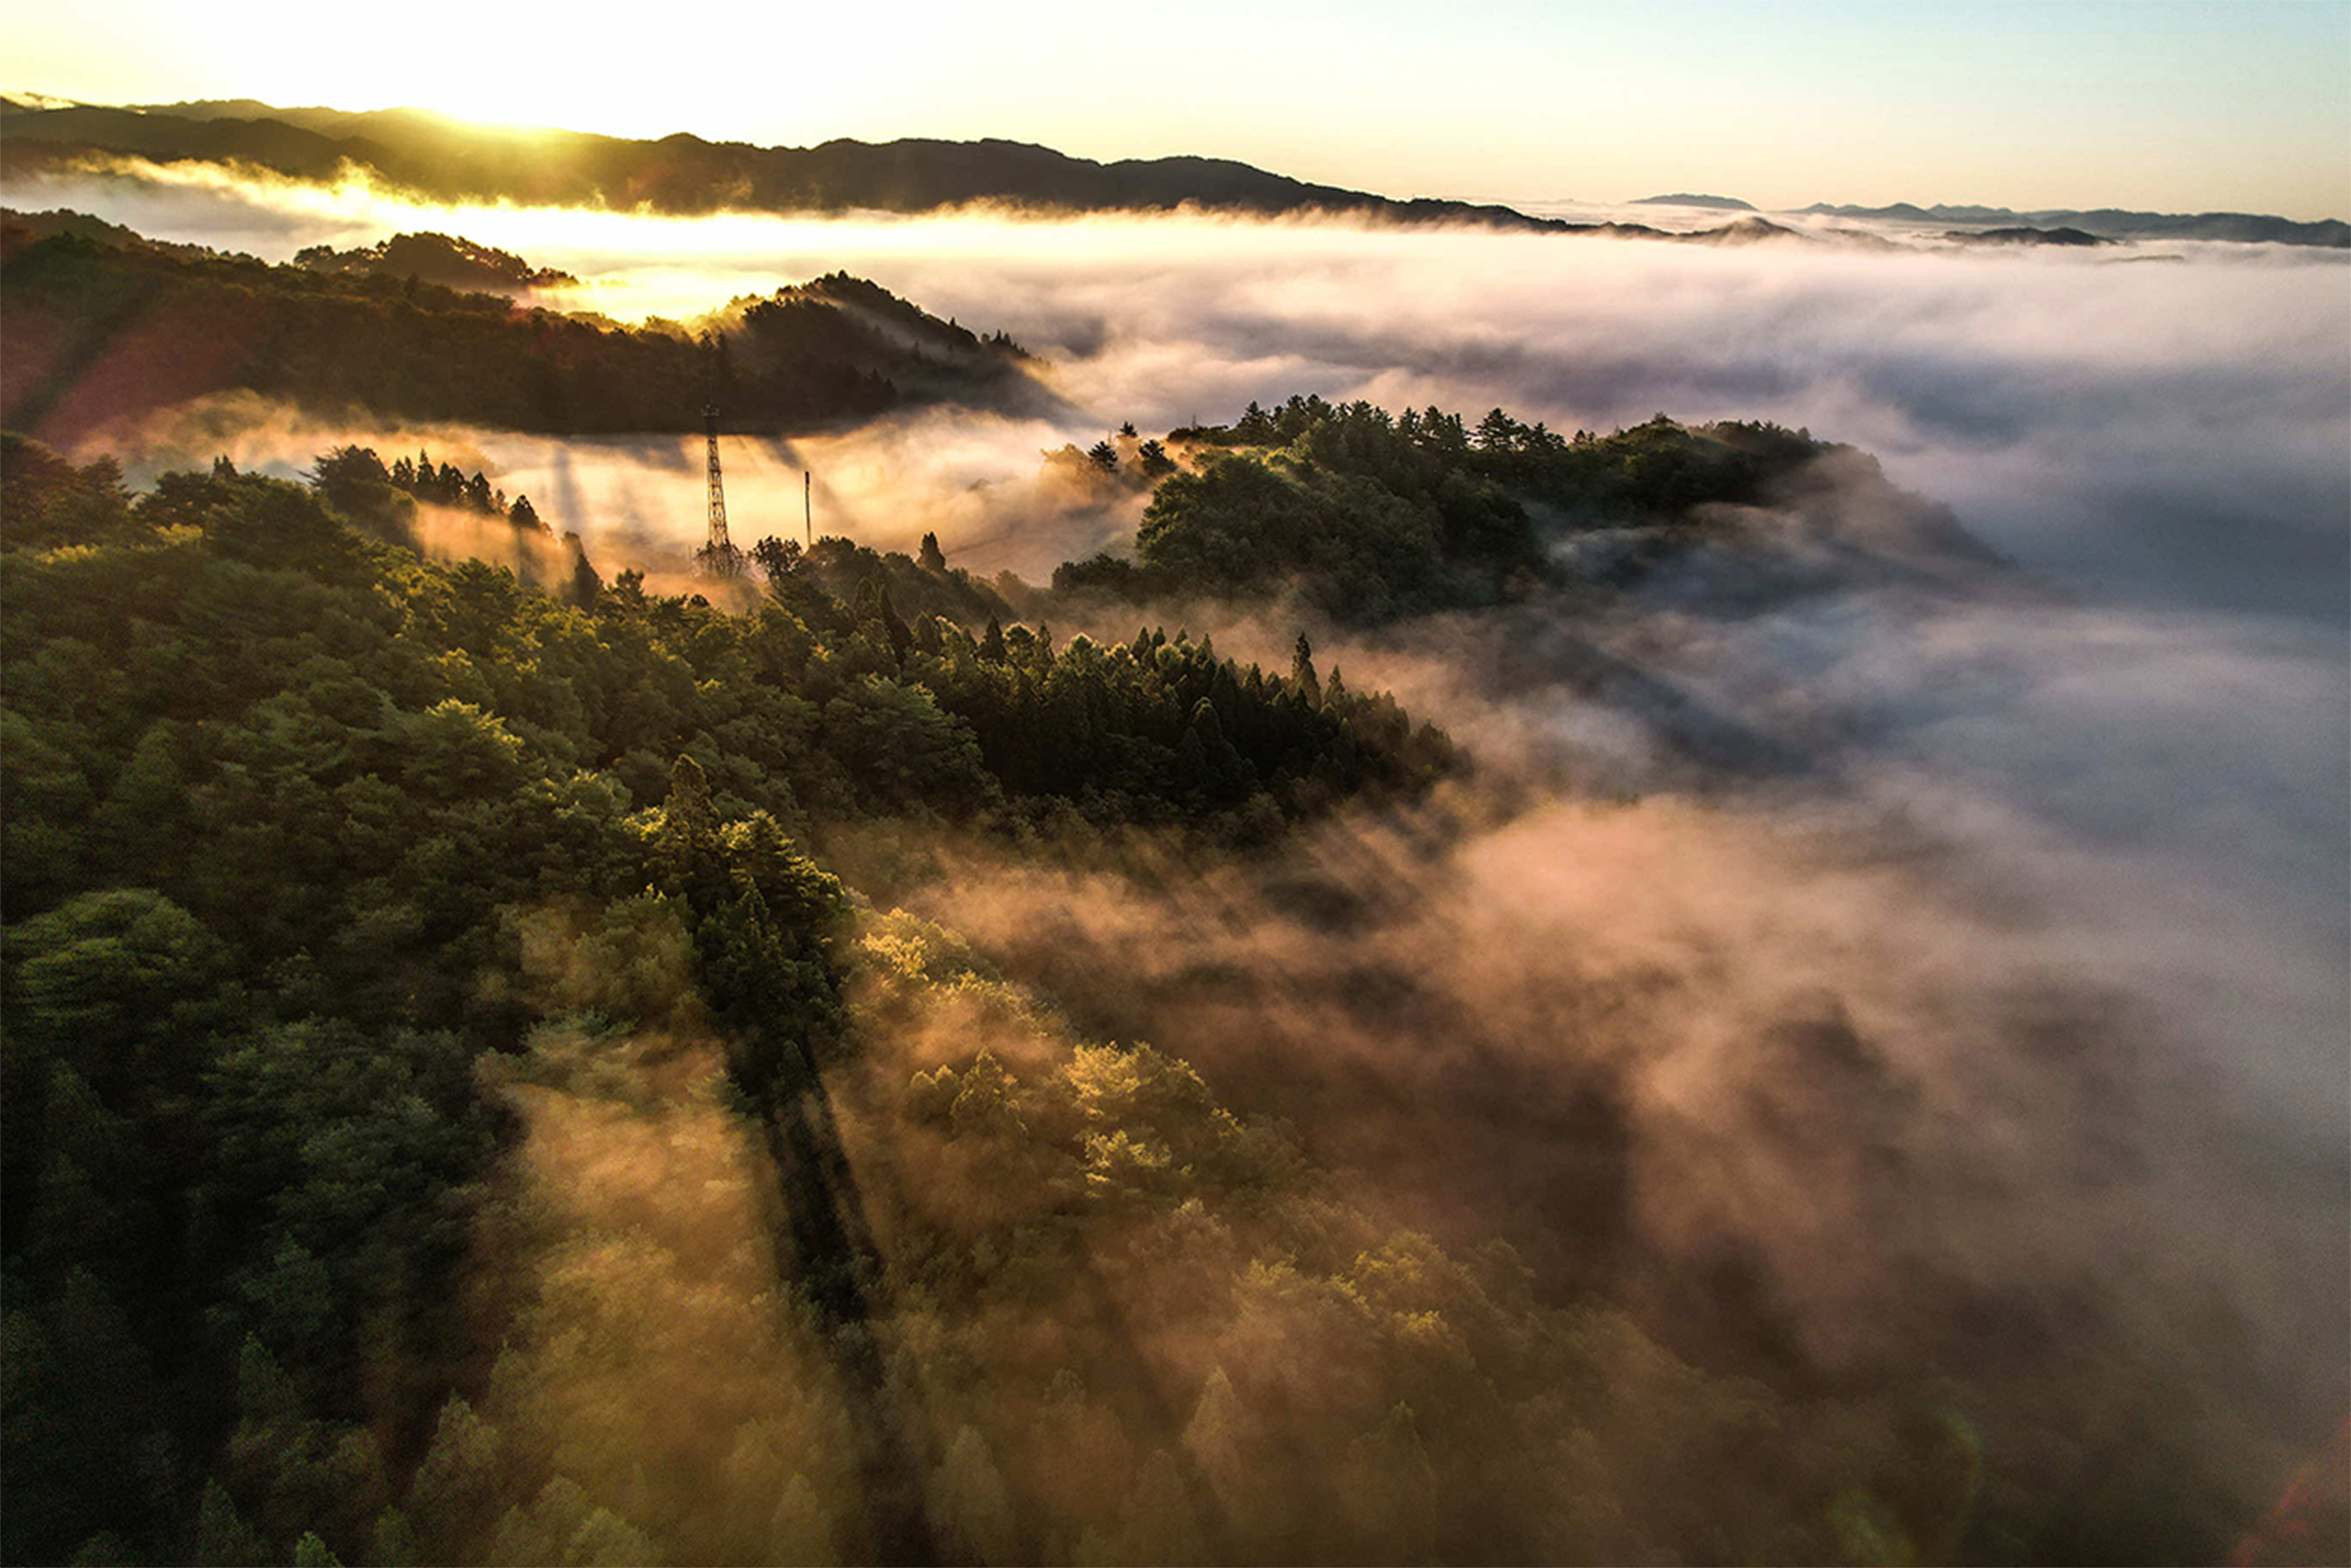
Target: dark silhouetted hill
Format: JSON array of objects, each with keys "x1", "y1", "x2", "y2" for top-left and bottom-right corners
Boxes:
[
  {"x1": 0, "y1": 204, "x2": 219, "y2": 257},
  {"x1": 1679, "y1": 214, "x2": 1807, "y2": 245},
  {"x1": 0, "y1": 211, "x2": 1043, "y2": 445},
  {"x1": 1948, "y1": 227, "x2": 2107, "y2": 247},
  {"x1": 294, "y1": 231, "x2": 580, "y2": 291},
  {"x1": 0, "y1": 98, "x2": 1574, "y2": 230}
]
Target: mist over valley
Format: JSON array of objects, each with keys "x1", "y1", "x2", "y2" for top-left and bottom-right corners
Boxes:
[{"x1": 3, "y1": 82, "x2": 2345, "y2": 1568}]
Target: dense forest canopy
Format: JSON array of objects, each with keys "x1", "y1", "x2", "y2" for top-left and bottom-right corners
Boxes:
[
  {"x1": 1053, "y1": 392, "x2": 1839, "y2": 622},
  {"x1": 3, "y1": 320, "x2": 2331, "y2": 1567},
  {"x1": 0, "y1": 427, "x2": 1475, "y2": 1564}
]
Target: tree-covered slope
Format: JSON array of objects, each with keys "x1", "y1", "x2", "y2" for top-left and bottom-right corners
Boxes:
[
  {"x1": 2, "y1": 413, "x2": 2286, "y2": 1567},
  {"x1": 7, "y1": 421, "x2": 1950, "y2": 1568},
  {"x1": 0, "y1": 430, "x2": 1459, "y2": 1564},
  {"x1": 1052, "y1": 393, "x2": 1886, "y2": 623}
]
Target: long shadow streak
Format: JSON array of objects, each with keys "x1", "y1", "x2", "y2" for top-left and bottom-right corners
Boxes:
[
  {"x1": 1065, "y1": 1258, "x2": 1244, "y2": 1561},
  {"x1": 755, "y1": 1040, "x2": 942, "y2": 1566},
  {"x1": 752, "y1": 1029, "x2": 1246, "y2": 1563}
]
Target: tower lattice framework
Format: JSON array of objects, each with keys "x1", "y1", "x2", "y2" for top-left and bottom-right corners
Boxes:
[{"x1": 695, "y1": 394, "x2": 746, "y2": 578}]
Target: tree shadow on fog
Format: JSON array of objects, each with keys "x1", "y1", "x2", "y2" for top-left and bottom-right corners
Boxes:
[
  {"x1": 755, "y1": 1040, "x2": 942, "y2": 1566},
  {"x1": 756, "y1": 1032, "x2": 1243, "y2": 1565},
  {"x1": 1486, "y1": 612, "x2": 1819, "y2": 781},
  {"x1": 1061, "y1": 1261, "x2": 1244, "y2": 1562}
]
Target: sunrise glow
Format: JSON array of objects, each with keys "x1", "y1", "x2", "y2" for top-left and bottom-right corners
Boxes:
[{"x1": 4, "y1": 4, "x2": 2344, "y2": 1566}]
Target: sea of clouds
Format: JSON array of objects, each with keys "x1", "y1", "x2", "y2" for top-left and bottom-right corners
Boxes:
[{"x1": 12, "y1": 165, "x2": 2346, "y2": 1526}]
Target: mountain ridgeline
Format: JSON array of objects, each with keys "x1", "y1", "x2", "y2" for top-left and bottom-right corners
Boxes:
[
  {"x1": 6, "y1": 95, "x2": 2344, "y2": 244},
  {"x1": 0, "y1": 98, "x2": 1567, "y2": 231},
  {"x1": 1801, "y1": 199, "x2": 2348, "y2": 247},
  {"x1": 0, "y1": 210, "x2": 1042, "y2": 447}
]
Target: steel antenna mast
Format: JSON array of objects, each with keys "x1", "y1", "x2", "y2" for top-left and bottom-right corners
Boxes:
[{"x1": 695, "y1": 342, "x2": 745, "y2": 578}]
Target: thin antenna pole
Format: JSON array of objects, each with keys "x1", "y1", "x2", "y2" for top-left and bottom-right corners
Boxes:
[{"x1": 804, "y1": 470, "x2": 812, "y2": 548}]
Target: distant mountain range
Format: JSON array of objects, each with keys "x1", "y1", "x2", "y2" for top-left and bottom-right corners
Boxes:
[
  {"x1": 2, "y1": 96, "x2": 2341, "y2": 247},
  {"x1": 1802, "y1": 200, "x2": 2345, "y2": 247},
  {"x1": 0, "y1": 97, "x2": 1580, "y2": 233}
]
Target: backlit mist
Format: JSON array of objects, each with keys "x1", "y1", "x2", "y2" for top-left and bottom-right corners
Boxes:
[{"x1": 3, "y1": 92, "x2": 2344, "y2": 1568}]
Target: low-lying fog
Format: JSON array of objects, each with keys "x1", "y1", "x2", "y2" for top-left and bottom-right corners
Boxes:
[
  {"x1": 20, "y1": 165, "x2": 2342, "y2": 1028},
  {"x1": 20, "y1": 165, "x2": 2346, "y2": 615},
  {"x1": 15, "y1": 165, "x2": 2347, "y2": 1519}
]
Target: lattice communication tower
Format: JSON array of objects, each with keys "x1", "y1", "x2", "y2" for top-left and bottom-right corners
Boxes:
[{"x1": 694, "y1": 370, "x2": 747, "y2": 579}]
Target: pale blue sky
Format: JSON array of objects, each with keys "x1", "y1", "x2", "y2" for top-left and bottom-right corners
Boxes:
[{"x1": 7, "y1": 0, "x2": 2346, "y2": 216}]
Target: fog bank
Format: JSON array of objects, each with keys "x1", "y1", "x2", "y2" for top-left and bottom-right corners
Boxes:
[
  {"x1": 16, "y1": 158, "x2": 2347, "y2": 1561},
  {"x1": 33, "y1": 176, "x2": 2344, "y2": 1115},
  {"x1": 21, "y1": 171, "x2": 2344, "y2": 617}
]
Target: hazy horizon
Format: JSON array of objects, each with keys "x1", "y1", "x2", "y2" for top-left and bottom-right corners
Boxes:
[
  {"x1": 7, "y1": 86, "x2": 2349, "y2": 227},
  {"x1": 7, "y1": 0, "x2": 2348, "y2": 222}
]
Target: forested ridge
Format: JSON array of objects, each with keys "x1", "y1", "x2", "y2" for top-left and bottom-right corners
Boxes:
[
  {"x1": 292, "y1": 232, "x2": 582, "y2": 293},
  {"x1": 0, "y1": 432, "x2": 1475, "y2": 1565},
  {"x1": 0, "y1": 213, "x2": 1037, "y2": 448},
  {"x1": 0, "y1": 423, "x2": 1979, "y2": 1568},
  {"x1": 1057, "y1": 392, "x2": 1840, "y2": 622}
]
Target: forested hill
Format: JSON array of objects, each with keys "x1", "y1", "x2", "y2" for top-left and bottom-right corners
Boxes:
[
  {"x1": 0, "y1": 431, "x2": 1464, "y2": 1562},
  {"x1": 0, "y1": 212, "x2": 1042, "y2": 447},
  {"x1": 1052, "y1": 393, "x2": 2000, "y2": 625},
  {"x1": 290, "y1": 231, "x2": 581, "y2": 293}
]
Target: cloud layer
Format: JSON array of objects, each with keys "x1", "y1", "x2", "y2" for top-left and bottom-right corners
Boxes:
[
  {"x1": 18, "y1": 173, "x2": 2346, "y2": 1537},
  {"x1": 22, "y1": 168, "x2": 2343, "y2": 612},
  {"x1": 25, "y1": 170, "x2": 2343, "y2": 1101}
]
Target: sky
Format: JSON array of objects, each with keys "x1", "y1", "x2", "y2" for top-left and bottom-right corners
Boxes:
[{"x1": 7, "y1": 0, "x2": 2347, "y2": 218}]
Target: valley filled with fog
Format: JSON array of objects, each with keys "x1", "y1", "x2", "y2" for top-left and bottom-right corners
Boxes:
[
  {"x1": 7, "y1": 164, "x2": 2344, "y2": 1563},
  {"x1": 25, "y1": 169, "x2": 2345, "y2": 1077}
]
